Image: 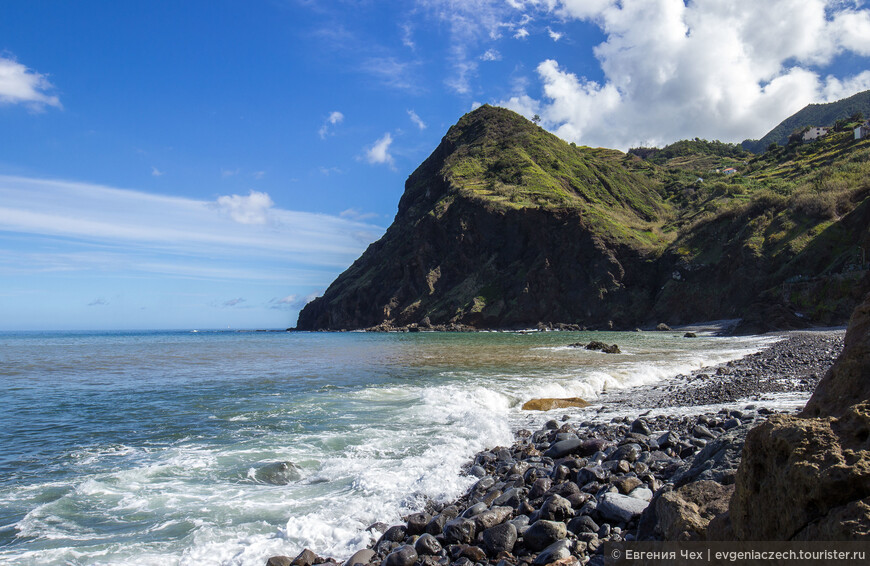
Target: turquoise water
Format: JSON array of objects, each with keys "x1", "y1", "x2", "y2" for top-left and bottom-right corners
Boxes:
[{"x1": 0, "y1": 330, "x2": 771, "y2": 565}]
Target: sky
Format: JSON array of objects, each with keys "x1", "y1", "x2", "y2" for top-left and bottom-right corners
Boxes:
[{"x1": 2, "y1": 0, "x2": 870, "y2": 330}]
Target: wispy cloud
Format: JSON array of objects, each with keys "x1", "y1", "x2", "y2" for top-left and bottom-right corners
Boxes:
[
  {"x1": 0, "y1": 55, "x2": 61, "y2": 110},
  {"x1": 0, "y1": 175, "x2": 385, "y2": 281},
  {"x1": 365, "y1": 133, "x2": 395, "y2": 169},
  {"x1": 340, "y1": 208, "x2": 379, "y2": 221},
  {"x1": 547, "y1": 27, "x2": 562, "y2": 42},
  {"x1": 318, "y1": 110, "x2": 345, "y2": 139},
  {"x1": 220, "y1": 168, "x2": 240, "y2": 178},
  {"x1": 514, "y1": 27, "x2": 529, "y2": 39},
  {"x1": 87, "y1": 298, "x2": 108, "y2": 307},
  {"x1": 269, "y1": 293, "x2": 319, "y2": 310},
  {"x1": 151, "y1": 166, "x2": 164, "y2": 177},
  {"x1": 480, "y1": 48, "x2": 502, "y2": 61},
  {"x1": 222, "y1": 298, "x2": 245, "y2": 307},
  {"x1": 360, "y1": 57, "x2": 419, "y2": 91},
  {"x1": 407, "y1": 109, "x2": 427, "y2": 130}
]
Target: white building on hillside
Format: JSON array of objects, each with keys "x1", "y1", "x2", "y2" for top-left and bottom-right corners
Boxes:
[
  {"x1": 855, "y1": 121, "x2": 870, "y2": 140},
  {"x1": 802, "y1": 127, "x2": 830, "y2": 142}
]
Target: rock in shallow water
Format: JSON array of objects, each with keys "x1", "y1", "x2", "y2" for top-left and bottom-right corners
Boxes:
[{"x1": 252, "y1": 461, "x2": 302, "y2": 485}]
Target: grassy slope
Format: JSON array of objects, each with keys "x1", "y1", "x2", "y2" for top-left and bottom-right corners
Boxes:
[
  {"x1": 436, "y1": 106, "x2": 673, "y2": 251},
  {"x1": 662, "y1": 129, "x2": 870, "y2": 273},
  {"x1": 299, "y1": 106, "x2": 870, "y2": 329}
]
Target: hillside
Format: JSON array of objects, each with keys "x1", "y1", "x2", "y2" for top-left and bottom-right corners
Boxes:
[
  {"x1": 742, "y1": 89, "x2": 870, "y2": 153},
  {"x1": 296, "y1": 105, "x2": 870, "y2": 332}
]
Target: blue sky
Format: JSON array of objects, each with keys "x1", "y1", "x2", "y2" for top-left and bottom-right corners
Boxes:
[{"x1": 2, "y1": 0, "x2": 870, "y2": 330}]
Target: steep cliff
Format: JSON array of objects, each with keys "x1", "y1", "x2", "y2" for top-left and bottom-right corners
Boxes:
[
  {"x1": 297, "y1": 106, "x2": 672, "y2": 330},
  {"x1": 296, "y1": 105, "x2": 870, "y2": 331}
]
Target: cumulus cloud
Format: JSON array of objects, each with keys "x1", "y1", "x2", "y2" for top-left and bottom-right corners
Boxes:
[
  {"x1": 0, "y1": 56, "x2": 61, "y2": 110},
  {"x1": 498, "y1": 0, "x2": 870, "y2": 148},
  {"x1": 318, "y1": 110, "x2": 345, "y2": 139},
  {"x1": 216, "y1": 190, "x2": 274, "y2": 225},
  {"x1": 365, "y1": 133, "x2": 395, "y2": 169},
  {"x1": 408, "y1": 109, "x2": 427, "y2": 130}
]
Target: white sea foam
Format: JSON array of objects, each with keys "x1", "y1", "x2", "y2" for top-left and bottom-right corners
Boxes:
[{"x1": 0, "y1": 330, "x2": 782, "y2": 566}]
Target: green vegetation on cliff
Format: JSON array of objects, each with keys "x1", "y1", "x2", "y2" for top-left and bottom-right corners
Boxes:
[{"x1": 296, "y1": 104, "x2": 870, "y2": 331}]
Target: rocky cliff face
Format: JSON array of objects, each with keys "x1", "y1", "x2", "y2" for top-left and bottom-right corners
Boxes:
[
  {"x1": 726, "y1": 293, "x2": 870, "y2": 539},
  {"x1": 297, "y1": 106, "x2": 666, "y2": 330},
  {"x1": 296, "y1": 105, "x2": 870, "y2": 331}
]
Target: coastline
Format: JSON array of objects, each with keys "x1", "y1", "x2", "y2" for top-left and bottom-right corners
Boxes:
[{"x1": 266, "y1": 328, "x2": 846, "y2": 566}]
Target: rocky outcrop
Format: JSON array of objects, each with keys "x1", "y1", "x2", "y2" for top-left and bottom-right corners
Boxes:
[
  {"x1": 296, "y1": 105, "x2": 870, "y2": 331},
  {"x1": 727, "y1": 293, "x2": 870, "y2": 540}
]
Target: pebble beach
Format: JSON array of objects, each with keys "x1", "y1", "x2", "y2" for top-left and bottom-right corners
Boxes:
[{"x1": 266, "y1": 329, "x2": 846, "y2": 566}]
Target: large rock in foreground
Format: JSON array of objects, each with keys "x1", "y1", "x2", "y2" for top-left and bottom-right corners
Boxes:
[{"x1": 728, "y1": 293, "x2": 870, "y2": 540}]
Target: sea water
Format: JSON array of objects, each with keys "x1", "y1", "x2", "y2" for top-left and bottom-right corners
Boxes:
[{"x1": 0, "y1": 330, "x2": 774, "y2": 565}]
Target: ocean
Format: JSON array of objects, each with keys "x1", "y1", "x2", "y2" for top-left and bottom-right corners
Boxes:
[{"x1": 0, "y1": 329, "x2": 775, "y2": 565}]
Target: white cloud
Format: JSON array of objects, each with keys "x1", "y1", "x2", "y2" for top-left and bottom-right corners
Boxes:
[
  {"x1": 0, "y1": 56, "x2": 61, "y2": 110},
  {"x1": 416, "y1": 0, "x2": 534, "y2": 93},
  {"x1": 319, "y1": 166, "x2": 342, "y2": 176},
  {"x1": 514, "y1": 27, "x2": 529, "y2": 39},
  {"x1": 340, "y1": 208, "x2": 380, "y2": 221},
  {"x1": 361, "y1": 57, "x2": 419, "y2": 90},
  {"x1": 480, "y1": 48, "x2": 502, "y2": 61},
  {"x1": 0, "y1": 175, "x2": 384, "y2": 276},
  {"x1": 151, "y1": 166, "x2": 164, "y2": 177},
  {"x1": 216, "y1": 190, "x2": 274, "y2": 225},
  {"x1": 401, "y1": 22, "x2": 416, "y2": 48},
  {"x1": 252, "y1": 171, "x2": 265, "y2": 179},
  {"x1": 408, "y1": 109, "x2": 427, "y2": 130},
  {"x1": 220, "y1": 168, "x2": 240, "y2": 178},
  {"x1": 319, "y1": 110, "x2": 345, "y2": 139},
  {"x1": 547, "y1": 27, "x2": 563, "y2": 41},
  {"x1": 498, "y1": 0, "x2": 870, "y2": 148},
  {"x1": 365, "y1": 133, "x2": 395, "y2": 168},
  {"x1": 269, "y1": 292, "x2": 319, "y2": 310}
]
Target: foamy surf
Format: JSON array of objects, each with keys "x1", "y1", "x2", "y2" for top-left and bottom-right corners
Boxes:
[{"x1": 0, "y1": 329, "x2": 777, "y2": 565}]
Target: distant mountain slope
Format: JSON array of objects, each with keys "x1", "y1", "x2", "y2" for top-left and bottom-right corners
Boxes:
[
  {"x1": 742, "y1": 89, "x2": 870, "y2": 153},
  {"x1": 296, "y1": 105, "x2": 870, "y2": 332}
]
